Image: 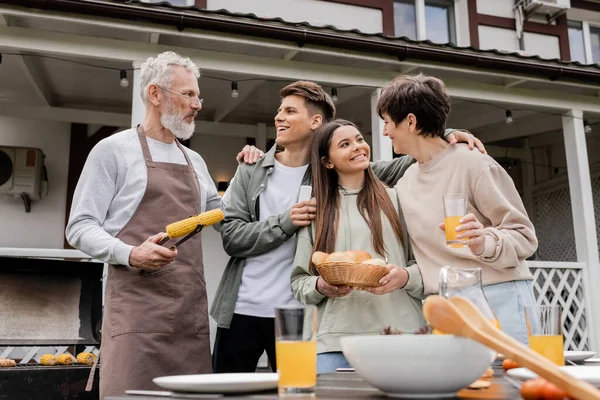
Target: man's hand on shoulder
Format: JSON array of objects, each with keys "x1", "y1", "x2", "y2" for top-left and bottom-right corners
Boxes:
[
  {"x1": 129, "y1": 232, "x2": 177, "y2": 270},
  {"x1": 236, "y1": 145, "x2": 265, "y2": 165},
  {"x1": 446, "y1": 130, "x2": 486, "y2": 154}
]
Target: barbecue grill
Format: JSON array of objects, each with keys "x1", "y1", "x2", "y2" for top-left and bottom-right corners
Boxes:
[{"x1": 0, "y1": 255, "x2": 103, "y2": 400}]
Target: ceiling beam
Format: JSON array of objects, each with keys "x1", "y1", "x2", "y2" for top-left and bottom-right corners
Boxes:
[
  {"x1": 0, "y1": 25, "x2": 398, "y2": 88},
  {"x1": 0, "y1": 15, "x2": 54, "y2": 106},
  {"x1": 214, "y1": 80, "x2": 265, "y2": 123},
  {"x1": 471, "y1": 114, "x2": 562, "y2": 143},
  {"x1": 0, "y1": 103, "x2": 130, "y2": 126},
  {"x1": 504, "y1": 78, "x2": 528, "y2": 88},
  {"x1": 0, "y1": 103, "x2": 276, "y2": 138},
  {"x1": 445, "y1": 78, "x2": 600, "y2": 114},
  {"x1": 283, "y1": 50, "x2": 299, "y2": 60},
  {"x1": 3, "y1": 25, "x2": 599, "y2": 114},
  {"x1": 149, "y1": 32, "x2": 160, "y2": 44}
]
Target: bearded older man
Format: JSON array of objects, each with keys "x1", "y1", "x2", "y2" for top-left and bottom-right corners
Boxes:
[{"x1": 66, "y1": 51, "x2": 259, "y2": 399}]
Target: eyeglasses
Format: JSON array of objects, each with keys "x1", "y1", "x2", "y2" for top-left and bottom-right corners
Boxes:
[{"x1": 156, "y1": 85, "x2": 203, "y2": 106}]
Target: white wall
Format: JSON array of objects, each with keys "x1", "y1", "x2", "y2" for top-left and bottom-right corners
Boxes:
[
  {"x1": 191, "y1": 133, "x2": 247, "y2": 184},
  {"x1": 479, "y1": 25, "x2": 520, "y2": 52},
  {"x1": 477, "y1": 0, "x2": 514, "y2": 19},
  {"x1": 0, "y1": 117, "x2": 70, "y2": 248},
  {"x1": 207, "y1": 0, "x2": 383, "y2": 34},
  {"x1": 524, "y1": 32, "x2": 561, "y2": 60}
]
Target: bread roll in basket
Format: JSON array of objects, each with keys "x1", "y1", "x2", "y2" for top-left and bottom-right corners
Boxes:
[{"x1": 312, "y1": 250, "x2": 389, "y2": 288}]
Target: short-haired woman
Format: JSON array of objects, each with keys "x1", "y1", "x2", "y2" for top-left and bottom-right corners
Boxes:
[{"x1": 377, "y1": 74, "x2": 538, "y2": 345}]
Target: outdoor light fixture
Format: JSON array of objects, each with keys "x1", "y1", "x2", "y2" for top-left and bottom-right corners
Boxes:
[
  {"x1": 119, "y1": 70, "x2": 129, "y2": 88},
  {"x1": 331, "y1": 87, "x2": 338, "y2": 103},
  {"x1": 505, "y1": 110, "x2": 513, "y2": 124},
  {"x1": 584, "y1": 119, "x2": 592, "y2": 134},
  {"x1": 231, "y1": 81, "x2": 239, "y2": 99}
]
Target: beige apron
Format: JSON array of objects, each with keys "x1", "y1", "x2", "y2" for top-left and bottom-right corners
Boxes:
[{"x1": 99, "y1": 128, "x2": 211, "y2": 399}]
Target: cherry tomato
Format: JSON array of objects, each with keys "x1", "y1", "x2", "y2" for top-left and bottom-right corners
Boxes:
[
  {"x1": 520, "y1": 378, "x2": 546, "y2": 400},
  {"x1": 502, "y1": 358, "x2": 519, "y2": 370},
  {"x1": 541, "y1": 380, "x2": 570, "y2": 400}
]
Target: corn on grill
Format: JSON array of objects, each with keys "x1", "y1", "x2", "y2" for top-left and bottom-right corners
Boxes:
[{"x1": 0, "y1": 256, "x2": 102, "y2": 399}]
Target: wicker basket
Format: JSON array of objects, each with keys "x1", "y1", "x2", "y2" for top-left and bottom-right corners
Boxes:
[{"x1": 316, "y1": 261, "x2": 389, "y2": 288}]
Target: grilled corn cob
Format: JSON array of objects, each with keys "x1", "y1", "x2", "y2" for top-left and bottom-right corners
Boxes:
[
  {"x1": 0, "y1": 358, "x2": 16, "y2": 367},
  {"x1": 166, "y1": 209, "x2": 224, "y2": 238},
  {"x1": 40, "y1": 354, "x2": 57, "y2": 366},
  {"x1": 56, "y1": 354, "x2": 73, "y2": 365},
  {"x1": 76, "y1": 352, "x2": 96, "y2": 366}
]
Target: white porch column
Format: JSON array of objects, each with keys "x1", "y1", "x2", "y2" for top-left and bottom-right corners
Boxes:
[
  {"x1": 130, "y1": 60, "x2": 145, "y2": 128},
  {"x1": 256, "y1": 123, "x2": 267, "y2": 152},
  {"x1": 562, "y1": 109, "x2": 600, "y2": 351},
  {"x1": 370, "y1": 89, "x2": 393, "y2": 162}
]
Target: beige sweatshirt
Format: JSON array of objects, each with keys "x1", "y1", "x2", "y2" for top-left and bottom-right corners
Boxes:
[
  {"x1": 290, "y1": 187, "x2": 426, "y2": 354},
  {"x1": 395, "y1": 144, "x2": 537, "y2": 295}
]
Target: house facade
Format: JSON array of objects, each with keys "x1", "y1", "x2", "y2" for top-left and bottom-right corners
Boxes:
[{"x1": 1, "y1": 0, "x2": 600, "y2": 352}]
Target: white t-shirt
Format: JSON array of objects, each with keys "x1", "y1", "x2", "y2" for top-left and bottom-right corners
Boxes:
[
  {"x1": 65, "y1": 128, "x2": 221, "y2": 266},
  {"x1": 234, "y1": 159, "x2": 308, "y2": 318}
]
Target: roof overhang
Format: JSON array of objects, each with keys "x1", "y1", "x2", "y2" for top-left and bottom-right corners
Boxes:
[{"x1": 3, "y1": 0, "x2": 600, "y2": 85}]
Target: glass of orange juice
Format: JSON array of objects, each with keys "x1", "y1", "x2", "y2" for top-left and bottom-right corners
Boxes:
[
  {"x1": 443, "y1": 194, "x2": 467, "y2": 248},
  {"x1": 525, "y1": 305, "x2": 565, "y2": 366},
  {"x1": 275, "y1": 305, "x2": 317, "y2": 397}
]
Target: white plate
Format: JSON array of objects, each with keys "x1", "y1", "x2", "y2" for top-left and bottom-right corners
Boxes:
[
  {"x1": 153, "y1": 373, "x2": 278, "y2": 394},
  {"x1": 499, "y1": 351, "x2": 596, "y2": 363},
  {"x1": 565, "y1": 351, "x2": 596, "y2": 362},
  {"x1": 585, "y1": 358, "x2": 600, "y2": 364},
  {"x1": 507, "y1": 366, "x2": 600, "y2": 387}
]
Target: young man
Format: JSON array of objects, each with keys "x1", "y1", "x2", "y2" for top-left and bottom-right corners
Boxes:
[{"x1": 210, "y1": 81, "x2": 485, "y2": 373}]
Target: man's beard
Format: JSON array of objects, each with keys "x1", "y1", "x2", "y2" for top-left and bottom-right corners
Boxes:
[{"x1": 160, "y1": 99, "x2": 195, "y2": 141}]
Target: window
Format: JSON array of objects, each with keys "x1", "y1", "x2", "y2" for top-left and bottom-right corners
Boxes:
[
  {"x1": 393, "y1": 0, "x2": 456, "y2": 44},
  {"x1": 394, "y1": 0, "x2": 417, "y2": 39},
  {"x1": 568, "y1": 21, "x2": 586, "y2": 63},
  {"x1": 567, "y1": 20, "x2": 600, "y2": 64},
  {"x1": 425, "y1": 0, "x2": 455, "y2": 44},
  {"x1": 591, "y1": 26, "x2": 600, "y2": 64}
]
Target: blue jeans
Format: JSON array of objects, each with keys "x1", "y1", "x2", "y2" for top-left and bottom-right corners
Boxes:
[
  {"x1": 317, "y1": 352, "x2": 352, "y2": 374},
  {"x1": 484, "y1": 280, "x2": 536, "y2": 345}
]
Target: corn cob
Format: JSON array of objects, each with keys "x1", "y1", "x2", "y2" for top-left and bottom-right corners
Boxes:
[
  {"x1": 56, "y1": 354, "x2": 73, "y2": 365},
  {"x1": 40, "y1": 354, "x2": 57, "y2": 366},
  {"x1": 166, "y1": 209, "x2": 224, "y2": 238},
  {"x1": 0, "y1": 358, "x2": 16, "y2": 367},
  {"x1": 76, "y1": 352, "x2": 96, "y2": 366}
]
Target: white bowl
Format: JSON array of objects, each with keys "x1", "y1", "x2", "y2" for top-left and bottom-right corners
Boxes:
[{"x1": 340, "y1": 334, "x2": 494, "y2": 398}]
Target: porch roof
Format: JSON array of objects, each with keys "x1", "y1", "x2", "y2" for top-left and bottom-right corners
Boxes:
[{"x1": 6, "y1": 0, "x2": 600, "y2": 85}]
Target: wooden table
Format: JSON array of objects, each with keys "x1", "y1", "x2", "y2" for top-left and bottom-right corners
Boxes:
[{"x1": 107, "y1": 366, "x2": 523, "y2": 400}]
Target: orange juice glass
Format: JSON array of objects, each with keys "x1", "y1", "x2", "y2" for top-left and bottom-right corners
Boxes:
[
  {"x1": 525, "y1": 305, "x2": 564, "y2": 366},
  {"x1": 443, "y1": 194, "x2": 467, "y2": 248},
  {"x1": 275, "y1": 305, "x2": 317, "y2": 397}
]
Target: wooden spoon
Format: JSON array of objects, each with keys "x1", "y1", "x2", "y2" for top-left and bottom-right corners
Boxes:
[{"x1": 423, "y1": 295, "x2": 600, "y2": 400}]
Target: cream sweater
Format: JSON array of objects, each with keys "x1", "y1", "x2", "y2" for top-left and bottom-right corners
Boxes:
[
  {"x1": 290, "y1": 187, "x2": 426, "y2": 354},
  {"x1": 395, "y1": 144, "x2": 537, "y2": 295}
]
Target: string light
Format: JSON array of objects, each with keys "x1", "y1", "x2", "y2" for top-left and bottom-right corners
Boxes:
[
  {"x1": 584, "y1": 119, "x2": 592, "y2": 134},
  {"x1": 119, "y1": 70, "x2": 129, "y2": 88},
  {"x1": 0, "y1": 52, "x2": 597, "y2": 130},
  {"x1": 331, "y1": 87, "x2": 338, "y2": 103},
  {"x1": 231, "y1": 81, "x2": 239, "y2": 99}
]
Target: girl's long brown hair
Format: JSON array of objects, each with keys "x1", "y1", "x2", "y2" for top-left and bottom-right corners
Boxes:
[{"x1": 309, "y1": 119, "x2": 405, "y2": 275}]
